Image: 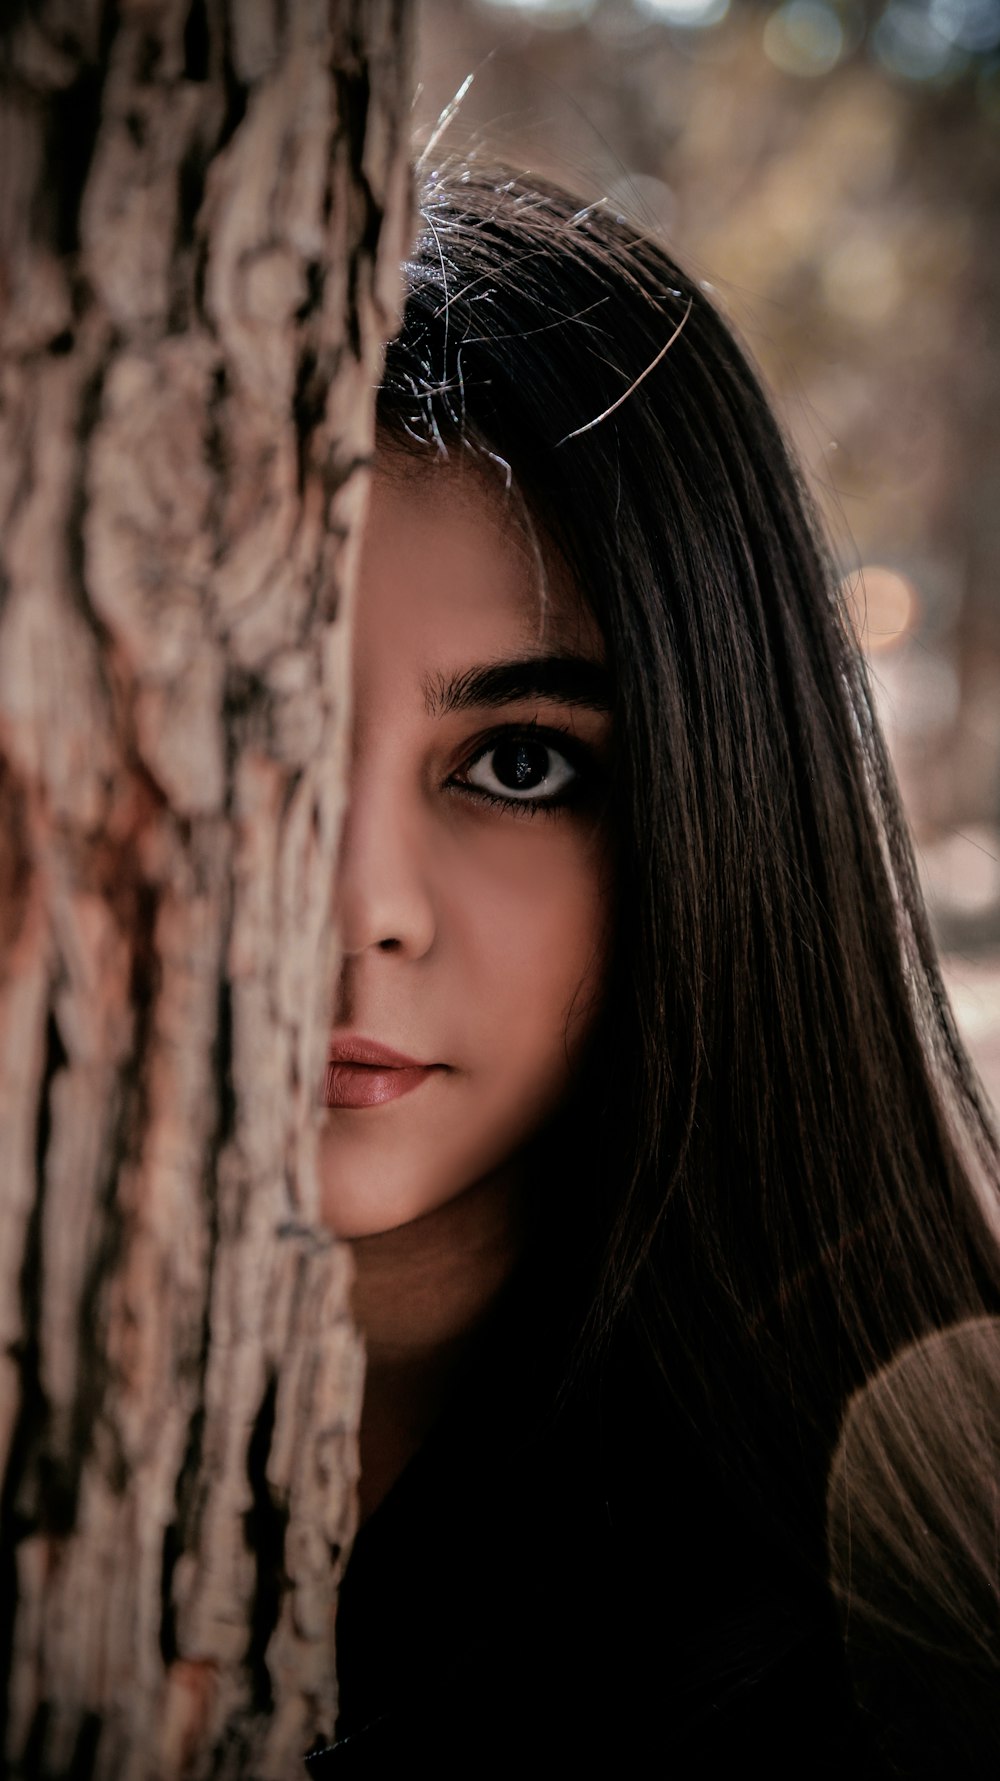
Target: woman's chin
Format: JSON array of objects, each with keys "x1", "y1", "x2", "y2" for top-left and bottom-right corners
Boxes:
[{"x1": 317, "y1": 1166, "x2": 473, "y2": 1241}]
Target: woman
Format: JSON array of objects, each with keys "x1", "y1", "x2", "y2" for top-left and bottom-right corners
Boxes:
[{"x1": 307, "y1": 163, "x2": 1000, "y2": 1775}]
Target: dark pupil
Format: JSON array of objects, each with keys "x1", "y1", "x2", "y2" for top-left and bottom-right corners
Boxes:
[{"x1": 493, "y1": 739, "x2": 548, "y2": 791}]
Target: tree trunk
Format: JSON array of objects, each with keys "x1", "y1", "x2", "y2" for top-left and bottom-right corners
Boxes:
[{"x1": 0, "y1": 3, "x2": 412, "y2": 1775}]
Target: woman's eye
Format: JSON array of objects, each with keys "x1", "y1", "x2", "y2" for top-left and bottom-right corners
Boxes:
[{"x1": 459, "y1": 733, "x2": 580, "y2": 806}]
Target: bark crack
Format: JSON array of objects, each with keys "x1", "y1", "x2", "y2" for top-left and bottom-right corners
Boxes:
[
  {"x1": 0, "y1": 1008, "x2": 64, "y2": 1759},
  {"x1": 332, "y1": 60, "x2": 380, "y2": 367},
  {"x1": 183, "y1": 0, "x2": 210, "y2": 84},
  {"x1": 40, "y1": 0, "x2": 120, "y2": 259},
  {"x1": 244, "y1": 1374, "x2": 287, "y2": 1715}
]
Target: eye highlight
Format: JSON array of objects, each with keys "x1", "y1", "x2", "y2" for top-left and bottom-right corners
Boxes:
[{"x1": 450, "y1": 724, "x2": 592, "y2": 813}]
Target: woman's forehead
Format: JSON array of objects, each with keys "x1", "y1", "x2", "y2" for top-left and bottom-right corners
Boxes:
[{"x1": 364, "y1": 450, "x2": 604, "y2": 660}]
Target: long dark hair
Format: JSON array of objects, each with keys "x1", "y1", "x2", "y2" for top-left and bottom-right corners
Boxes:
[{"x1": 375, "y1": 159, "x2": 1000, "y2": 1742}]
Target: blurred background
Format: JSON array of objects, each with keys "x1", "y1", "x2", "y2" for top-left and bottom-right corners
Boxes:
[{"x1": 415, "y1": 0, "x2": 1000, "y2": 1110}]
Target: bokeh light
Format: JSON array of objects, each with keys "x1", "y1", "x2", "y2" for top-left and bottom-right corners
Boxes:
[
  {"x1": 475, "y1": 0, "x2": 599, "y2": 23},
  {"x1": 845, "y1": 564, "x2": 920, "y2": 652},
  {"x1": 763, "y1": 0, "x2": 846, "y2": 75},
  {"x1": 635, "y1": 0, "x2": 730, "y2": 26},
  {"x1": 821, "y1": 235, "x2": 902, "y2": 326},
  {"x1": 873, "y1": 0, "x2": 969, "y2": 79},
  {"x1": 930, "y1": 0, "x2": 1000, "y2": 53}
]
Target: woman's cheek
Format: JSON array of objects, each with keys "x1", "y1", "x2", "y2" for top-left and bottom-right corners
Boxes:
[{"x1": 459, "y1": 824, "x2": 609, "y2": 1075}]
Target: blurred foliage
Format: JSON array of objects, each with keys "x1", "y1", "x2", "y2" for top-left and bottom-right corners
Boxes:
[{"x1": 472, "y1": 0, "x2": 1000, "y2": 84}]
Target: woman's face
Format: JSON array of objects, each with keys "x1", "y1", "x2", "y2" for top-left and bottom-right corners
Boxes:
[{"x1": 318, "y1": 455, "x2": 613, "y2": 1238}]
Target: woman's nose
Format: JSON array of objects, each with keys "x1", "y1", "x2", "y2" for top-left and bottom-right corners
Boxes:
[{"x1": 334, "y1": 767, "x2": 437, "y2": 961}]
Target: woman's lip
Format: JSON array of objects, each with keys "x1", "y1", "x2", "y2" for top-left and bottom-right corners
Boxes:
[
  {"x1": 325, "y1": 1035, "x2": 443, "y2": 1109},
  {"x1": 323, "y1": 1062, "x2": 438, "y2": 1110},
  {"x1": 328, "y1": 1035, "x2": 431, "y2": 1069}
]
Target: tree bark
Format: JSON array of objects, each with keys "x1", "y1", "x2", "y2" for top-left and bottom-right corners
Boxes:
[{"x1": 0, "y1": 3, "x2": 412, "y2": 1775}]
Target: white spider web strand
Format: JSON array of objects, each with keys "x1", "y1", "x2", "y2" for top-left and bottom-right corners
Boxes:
[{"x1": 557, "y1": 294, "x2": 694, "y2": 445}]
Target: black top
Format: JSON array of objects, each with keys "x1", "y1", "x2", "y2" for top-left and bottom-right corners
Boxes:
[{"x1": 304, "y1": 1272, "x2": 900, "y2": 1778}]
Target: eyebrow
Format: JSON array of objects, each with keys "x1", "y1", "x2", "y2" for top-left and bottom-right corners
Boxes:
[{"x1": 423, "y1": 655, "x2": 612, "y2": 718}]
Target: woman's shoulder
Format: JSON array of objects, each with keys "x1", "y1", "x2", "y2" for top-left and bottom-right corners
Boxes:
[{"x1": 314, "y1": 1310, "x2": 887, "y2": 1777}]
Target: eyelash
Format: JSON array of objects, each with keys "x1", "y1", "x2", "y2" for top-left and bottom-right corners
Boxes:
[{"x1": 447, "y1": 721, "x2": 597, "y2": 817}]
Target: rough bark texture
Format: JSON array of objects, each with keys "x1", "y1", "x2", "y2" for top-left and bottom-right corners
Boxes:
[{"x1": 0, "y1": 3, "x2": 412, "y2": 1775}]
